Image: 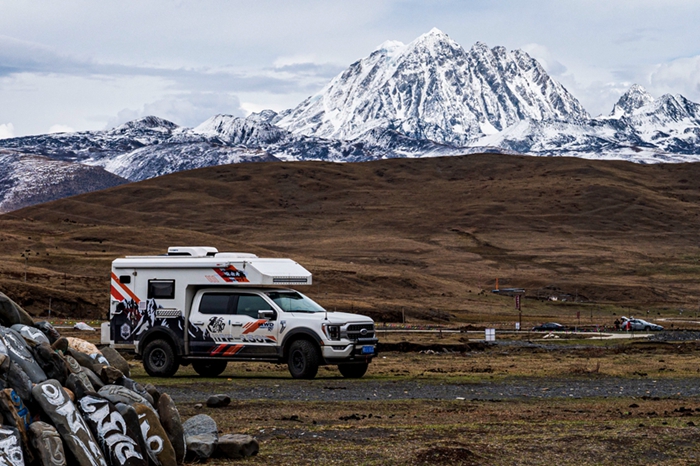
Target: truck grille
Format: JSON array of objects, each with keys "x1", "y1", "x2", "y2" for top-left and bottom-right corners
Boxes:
[{"x1": 346, "y1": 323, "x2": 375, "y2": 340}]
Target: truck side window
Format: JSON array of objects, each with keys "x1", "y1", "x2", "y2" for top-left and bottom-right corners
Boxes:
[
  {"x1": 236, "y1": 295, "x2": 270, "y2": 319},
  {"x1": 148, "y1": 280, "x2": 175, "y2": 299},
  {"x1": 199, "y1": 294, "x2": 234, "y2": 315}
]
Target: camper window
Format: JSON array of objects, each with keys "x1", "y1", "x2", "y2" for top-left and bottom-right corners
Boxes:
[
  {"x1": 148, "y1": 280, "x2": 175, "y2": 299},
  {"x1": 199, "y1": 293, "x2": 235, "y2": 314}
]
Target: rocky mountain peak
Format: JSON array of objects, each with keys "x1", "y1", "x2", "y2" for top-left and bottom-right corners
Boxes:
[{"x1": 612, "y1": 84, "x2": 655, "y2": 116}]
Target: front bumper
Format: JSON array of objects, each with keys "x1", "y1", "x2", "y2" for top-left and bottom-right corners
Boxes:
[{"x1": 322, "y1": 337, "x2": 378, "y2": 362}]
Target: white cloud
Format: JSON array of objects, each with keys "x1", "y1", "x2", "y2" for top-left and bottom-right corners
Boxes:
[
  {"x1": 48, "y1": 124, "x2": 75, "y2": 134},
  {"x1": 521, "y1": 43, "x2": 567, "y2": 76},
  {"x1": 0, "y1": 123, "x2": 14, "y2": 139},
  {"x1": 650, "y1": 55, "x2": 700, "y2": 101}
]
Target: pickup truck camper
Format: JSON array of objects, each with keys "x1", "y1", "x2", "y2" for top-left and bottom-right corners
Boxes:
[{"x1": 102, "y1": 247, "x2": 377, "y2": 379}]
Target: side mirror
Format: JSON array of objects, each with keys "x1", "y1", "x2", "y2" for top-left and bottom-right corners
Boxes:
[{"x1": 258, "y1": 310, "x2": 276, "y2": 320}]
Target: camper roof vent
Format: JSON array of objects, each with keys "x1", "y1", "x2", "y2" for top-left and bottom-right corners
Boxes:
[{"x1": 167, "y1": 246, "x2": 219, "y2": 257}]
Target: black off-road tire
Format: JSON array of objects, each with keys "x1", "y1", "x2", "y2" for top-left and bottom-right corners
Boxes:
[
  {"x1": 287, "y1": 339, "x2": 320, "y2": 379},
  {"x1": 338, "y1": 362, "x2": 369, "y2": 378},
  {"x1": 143, "y1": 339, "x2": 180, "y2": 377},
  {"x1": 192, "y1": 360, "x2": 228, "y2": 377}
]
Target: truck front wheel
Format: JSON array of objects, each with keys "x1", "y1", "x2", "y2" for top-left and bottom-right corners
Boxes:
[
  {"x1": 287, "y1": 340, "x2": 319, "y2": 379},
  {"x1": 143, "y1": 339, "x2": 180, "y2": 377},
  {"x1": 338, "y1": 363, "x2": 369, "y2": 378},
  {"x1": 192, "y1": 360, "x2": 228, "y2": 377}
]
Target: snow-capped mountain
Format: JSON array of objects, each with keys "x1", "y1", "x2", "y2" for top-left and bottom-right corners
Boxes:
[
  {"x1": 1, "y1": 28, "x2": 700, "y2": 212},
  {"x1": 0, "y1": 150, "x2": 127, "y2": 213},
  {"x1": 276, "y1": 28, "x2": 588, "y2": 145}
]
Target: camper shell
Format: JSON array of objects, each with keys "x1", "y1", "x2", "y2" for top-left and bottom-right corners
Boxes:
[{"x1": 105, "y1": 246, "x2": 377, "y2": 379}]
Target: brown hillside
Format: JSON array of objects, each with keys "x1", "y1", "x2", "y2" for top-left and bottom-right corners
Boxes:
[{"x1": 1, "y1": 153, "x2": 699, "y2": 327}]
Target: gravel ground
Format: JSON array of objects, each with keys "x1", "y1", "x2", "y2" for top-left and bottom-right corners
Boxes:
[{"x1": 162, "y1": 376, "x2": 700, "y2": 404}]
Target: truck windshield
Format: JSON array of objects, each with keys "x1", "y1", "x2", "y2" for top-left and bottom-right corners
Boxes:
[{"x1": 265, "y1": 291, "x2": 325, "y2": 313}]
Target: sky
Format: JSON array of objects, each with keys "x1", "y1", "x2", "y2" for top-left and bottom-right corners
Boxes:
[{"x1": 1, "y1": 0, "x2": 699, "y2": 138}]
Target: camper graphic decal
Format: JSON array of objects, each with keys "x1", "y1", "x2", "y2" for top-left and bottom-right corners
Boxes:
[{"x1": 213, "y1": 265, "x2": 249, "y2": 283}]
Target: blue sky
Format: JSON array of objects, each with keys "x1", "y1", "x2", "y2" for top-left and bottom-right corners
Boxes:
[{"x1": 1, "y1": 0, "x2": 699, "y2": 137}]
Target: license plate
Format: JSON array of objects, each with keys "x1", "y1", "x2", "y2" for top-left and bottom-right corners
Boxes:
[{"x1": 361, "y1": 345, "x2": 375, "y2": 355}]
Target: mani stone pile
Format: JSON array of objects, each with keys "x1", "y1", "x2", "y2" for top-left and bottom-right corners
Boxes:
[{"x1": 0, "y1": 292, "x2": 258, "y2": 466}]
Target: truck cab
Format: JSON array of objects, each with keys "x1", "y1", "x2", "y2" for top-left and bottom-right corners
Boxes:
[{"x1": 104, "y1": 247, "x2": 377, "y2": 379}]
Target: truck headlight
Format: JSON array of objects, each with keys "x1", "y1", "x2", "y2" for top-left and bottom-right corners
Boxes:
[{"x1": 323, "y1": 324, "x2": 341, "y2": 340}]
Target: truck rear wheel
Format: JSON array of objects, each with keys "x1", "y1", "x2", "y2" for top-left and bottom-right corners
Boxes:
[
  {"x1": 338, "y1": 363, "x2": 368, "y2": 378},
  {"x1": 287, "y1": 340, "x2": 319, "y2": 379},
  {"x1": 143, "y1": 339, "x2": 179, "y2": 377},
  {"x1": 192, "y1": 360, "x2": 228, "y2": 377}
]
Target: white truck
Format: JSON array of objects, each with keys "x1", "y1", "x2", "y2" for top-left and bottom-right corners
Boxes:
[{"x1": 103, "y1": 246, "x2": 377, "y2": 379}]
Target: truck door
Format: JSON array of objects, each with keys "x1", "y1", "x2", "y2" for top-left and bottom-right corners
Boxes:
[
  {"x1": 188, "y1": 292, "x2": 236, "y2": 356},
  {"x1": 227, "y1": 293, "x2": 279, "y2": 358}
]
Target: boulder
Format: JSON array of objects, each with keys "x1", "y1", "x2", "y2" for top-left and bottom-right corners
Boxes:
[
  {"x1": 157, "y1": 393, "x2": 186, "y2": 465},
  {"x1": 182, "y1": 414, "x2": 218, "y2": 460},
  {"x1": 33, "y1": 342, "x2": 70, "y2": 385},
  {"x1": 99, "y1": 347, "x2": 130, "y2": 377},
  {"x1": 82, "y1": 367, "x2": 105, "y2": 391},
  {"x1": 0, "y1": 292, "x2": 34, "y2": 327},
  {"x1": 51, "y1": 337, "x2": 69, "y2": 354},
  {"x1": 0, "y1": 425, "x2": 25, "y2": 466},
  {"x1": 28, "y1": 421, "x2": 66, "y2": 466},
  {"x1": 34, "y1": 321, "x2": 60, "y2": 344},
  {"x1": 215, "y1": 434, "x2": 259, "y2": 459},
  {"x1": 143, "y1": 384, "x2": 160, "y2": 407},
  {"x1": 134, "y1": 403, "x2": 177, "y2": 466},
  {"x1": 11, "y1": 324, "x2": 49, "y2": 346},
  {"x1": 115, "y1": 404, "x2": 151, "y2": 466},
  {"x1": 206, "y1": 394, "x2": 230, "y2": 408},
  {"x1": 98, "y1": 385, "x2": 155, "y2": 413},
  {"x1": 66, "y1": 373, "x2": 94, "y2": 400},
  {"x1": 5, "y1": 362, "x2": 33, "y2": 403},
  {"x1": 0, "y1": 352, "x2": 9, "y2": 373},
  {"x1": 67, "y1": 349, "x2": 102, "y2": 374},
  {"x1": 99, "y1": 365, "x2": 123, "y2": 385},
  {"x1": 0, "y1": 327, "x2": 47, "y2": 383},
  {"x1": 66, "y1": 338, "x2": 102, "y2": 358},
  {"x1": 78, "y1": 394, "x2": 147, "y2": 466},
  {"x1": 32, "y1": 379, "x2": 107, "y2": 466}
]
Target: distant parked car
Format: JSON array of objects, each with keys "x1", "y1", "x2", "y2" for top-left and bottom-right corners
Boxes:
[
  {"x1": 624, "y1": 318, "x2": 663, "y2": 331},
  {"x1": 532, "y1": 322, "x2": 565, "y2": 331}
]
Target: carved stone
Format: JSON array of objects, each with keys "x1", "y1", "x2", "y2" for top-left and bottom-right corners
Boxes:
[
  {"x1": 33, "y1": 342, "x2": 70, "y2": 385},
  {"x1": 0, "y1": 389, "x2": 33, "y2": 463},
  {"x1": 32, "y1": 379, "x2": 107, "y2": 466},
  {"x1": 29, "y1": 421, "x2": 66, "y2": 466},
  {"x1": 115, "y1": 404, "x2": 151, "y2": 466},
  {"x1": 34, "y1": 321, "x2": 61, "y2": 344},
  {"x1": 0, "y1": 327, "x2": 47, "y2": 383},
  {"x1": 98, "y1": 385, "x2": 155, "y2": 413},
  {"x1": 0, "y1": 425, "x2": 25, "y2": 466},
  {"x1": 134, "y1": 403, "x2": 177, "y2": 466},
  {"x1": 78, "y1": 394, "x2": 147, "y2": 466},
  {"x1": 99, "y1": 347, "x2": 130, "y2": 377},
  {"x1": 11, "y1": 324, "x2": 50, "y2": 346}
]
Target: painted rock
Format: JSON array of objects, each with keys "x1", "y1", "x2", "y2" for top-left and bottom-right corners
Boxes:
[
  {"x1": 98, "y1": 385, "x2": 155, "y2": 413},
  {"x1": 33, "y1": 342, "x2": 70, "y2": 385},
  {"x1": 100, "y1": 347, "x2": 130, "y2": 377},
  {"x1": 28, "y1": 421, "x2": 66, "y2": 466},
  {"x1": 99, "y1": 365, "x2": 123, "y2": 385},
  {"x1": 118, "y1": 378, "x2": 153, "y2": 406},
  {"x1": 32, "y1": 379, "x2": 107, "y2": 466},
  {"x1": 78, "y1": 394, "x2": 147, "y2": 466},
  {"x1": 66, "y1": 373, "x2": 96, "y2": 400},
  {"x1": 0, "y1": 425, "x2": 25, "y2": 466},
  {"x1": 11, "y1": 324, "x2": 50, "y2": 346},
  {"x1": 34, "y1": 321, "x2": 61, "y2": 344},
  {"x1": 0, "y1": 292, "x2": 34, "y2": 327},
  {"x1": 0, "y1": 389, "x2": 33, "y2": 463},
  {"x1": 67, "y1": 349, "x2": 103, "y2": 374},
  {"x1": 157, "y1": 393, "x2": 186, "y2": 465},
  {"x1": 182, "y1": 414, "x2": 218, "y2": 459},
  {"x1": 115, "y1": 403, "x2": 151, "y2": 466},
  {"x1": 5, "y1": 362, "x2": 33, "y2": 402},
  {"x1": 215, "y1": 434, "x2": 259, "y2": 459},
  {"x1": 134, "y1": 403, "x2": 177, "y2": 466},
  {"x1": 0, "y1": 327, "x2": 47, "y2": 383}
]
